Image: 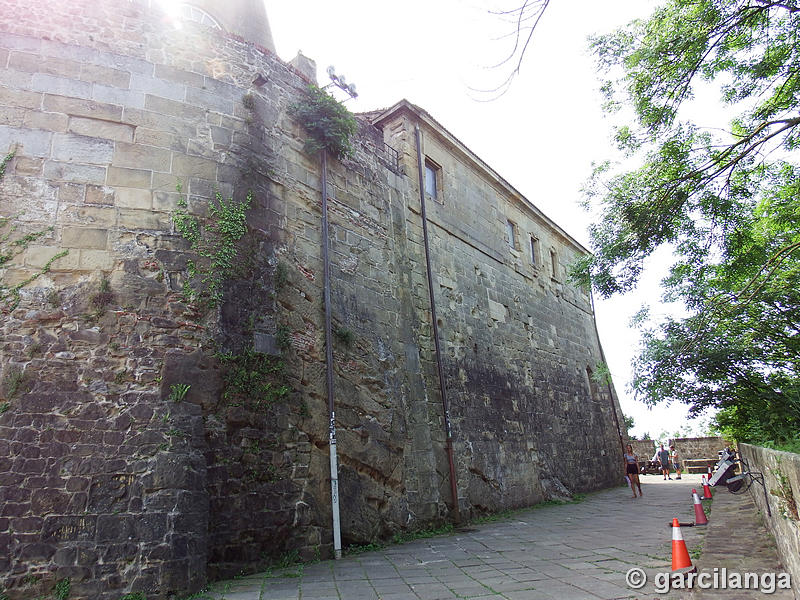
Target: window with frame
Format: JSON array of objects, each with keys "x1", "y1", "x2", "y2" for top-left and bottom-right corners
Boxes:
[
  {"x1": 506, "y1": 220, "x2": 517, "y2": 249},
  {"x1": 529, "y1": 235, "x2": 540, "y2": 266},
  {"x1": 550, "y1": 248, "x2": 559, "y2": 279},
  {"x1": 179, "y1": 5, "x2": 222, "y2": 29},
  {"x1": 424, "y1": 159, "x2": 441, "y2": 200}
]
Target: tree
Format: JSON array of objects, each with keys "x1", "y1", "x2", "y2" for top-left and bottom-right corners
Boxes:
[
  {"x1": 578, "y1": 0, "x2": 800, "y2": 444},
  {"x1": 475, "y1": 1, "x2": 552, "y2": 99},
  {"x1": 623, "y1": 414, "x2": 635, "y2": 433}
]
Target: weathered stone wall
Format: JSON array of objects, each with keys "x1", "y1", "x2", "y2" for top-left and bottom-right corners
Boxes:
[
  {"x1": 0, "y1": 1, "x2": 625, "y2": 597},
  {"x1": 375, "y1": 108, "x2": 623, "y2": 506},
  {"x1": 629, "y1": 439, "x2": 658, "y2": 460},
  {"x1": 0, "y1": 1, "x2": 321, "y2": 596},
  {"x1": 739, "y1": 444, "x2": 800, "y2": 598},
  {"x1": 669, "y1": 436, "x2": 727, "y2": 460}
]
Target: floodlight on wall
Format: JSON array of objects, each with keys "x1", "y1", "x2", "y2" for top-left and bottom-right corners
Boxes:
[{"x1": 324, "y1": 65, "x2": 358, "y2": 99}]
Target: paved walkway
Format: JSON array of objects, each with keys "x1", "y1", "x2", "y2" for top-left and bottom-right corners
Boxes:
[
  {"x1": 689, "y1": 484, "x2": 795, "y2": 600},
  {"x1": 197, "y1": 474, "x2": 793, "y2": 600}
]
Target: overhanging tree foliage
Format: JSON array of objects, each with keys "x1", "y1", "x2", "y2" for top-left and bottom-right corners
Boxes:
[{"x1": 579, "y1": 0, "x2": 800, "y2": 444}]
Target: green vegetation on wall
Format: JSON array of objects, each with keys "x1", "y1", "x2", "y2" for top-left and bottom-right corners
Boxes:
[
  {"x1": 1, "y1": 151, "x2": 69, "y2": 314},
  {"x1": 217, "y1": 349, "x2": 290, "y2": 411},
  {"x1": 288, "y1": 85, "x2": 359, "y2": 159},
  {"x1": 172, "y1": 184, "x2": 253, "y2": 311}
]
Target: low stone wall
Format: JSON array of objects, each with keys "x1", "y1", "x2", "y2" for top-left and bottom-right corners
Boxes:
[
  {"x1": 629, "y1": 439, "x2": 657, "y2": 460},
  {"x1": 669, "y1": 436, "x2": 727, "y2": 460},
  {"x1": 739, "y1": 443, "x2": 800, "y2": 599}
]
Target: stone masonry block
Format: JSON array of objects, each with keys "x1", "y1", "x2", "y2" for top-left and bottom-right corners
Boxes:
[
  {"x1": 32, "y1": 73, "x2": 92, "y2": 99},
  {"x1": 153, "y1": 64, "x2": 205, "y2": 88},
  {"x1": 129, "y1": 73, "x2": 186, "y2": 102},
  {"x1": 152, "y1": 171, "x2": 181, "y2": 193},
  {"x1": 144, "y1": 95, "x2": 205, "y2": 122},
  {"x1": 86, "y1": 185, "x2": 116, "y2": 206},
  {"x1": 24, "y1": 110, "x2": 68, "y2": 132},
  {"x1": 52, "y1": 133, "x2": 114, "y2": 164},
  {"x1": 78, "y1": 249, "x2": 114, "y2": 271},
  {"x1": 0, "y1": 125, "x2": 51, "y2": 157},
  {"x1": 57, "y1": 182, "x2": 86, "y2": 204},
  {"x1": 61, "y1": 227, "x2": 108, "y2": 249},
  {"x1": 115, "y1": 187, "x2": 152, "y2": 210},
  {"x1": 14, "y1": 156, "x2": 44, "y2": 175},
  {"x1": 68, "y1": 117, "x2": 134, "y2": 143},
  {"x1": 185, "y1": 86, "x2": 234, "y2": 115},
  {"x1": 43, "y1": 94, "x2": 123, "y2": 121},
  {"x1": 201, "y1": 77, "x2": 241, "y2": 101},
  {"x1": 91, "y1": 50, "x2": 153, "y2": 77},
  {"x1": 106, "y1": 166, "x2": 152, "y2": 188},
  {"x1": 9, "y1": 51, "x2": 82, "y2": 78},
  {"x1": 134, "y1": 128, "x2": 185, "y2": 152},
  {"x1": 0, "y1": 32, "x2": 41, "y2": 52},
  {"x1": 113, "y1": 142, "x2": 171, "y2": 172},
  {"x1": 172, "y1": 154, "x2": 217, "y2": 180},
  {"x1": 43, "y1": 161, "x2": 106, "y2": 184},
  {"x1": 0, "y1": 106, "x2": 24, "y2": 126},
  {"x1": 0, "y1": 88, "x2": 43, "y2": 109},
  {"x1": 0, "y1": 68, "x2": 32, "y2": 89},
  {"x1": 24, "y1": 245, "x2": 78, "y2": 270},
  {"x1": 60, "y1": 204, "x2": 116, "y2": 227},
  {"x1": 152, "y1": 191, "x2": 181, "y2": 212},
  {"x1": 117, "y1": 208, "x2": 170, "y2": 231},
  {"x1": 92, "y1": 84, "x2": 145, "y2": 110},
  {"x1": 80, "y1": 64, "x2": 131, "y2": 89}
]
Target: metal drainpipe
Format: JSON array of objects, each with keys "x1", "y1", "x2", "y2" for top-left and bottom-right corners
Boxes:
[
  {"x1": 590, "y1": 291, "x2": 625, "y2": 455},
  {"x1": 321, "y1": 149, "x2": 343, "y2": 559},
  {"x1": 414, "y1": 125, "x2": 461, "y2": 523}
]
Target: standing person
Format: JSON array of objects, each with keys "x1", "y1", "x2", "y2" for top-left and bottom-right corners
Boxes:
[
  {"x1": 670, "y1": 445, "x2": 682, "y2": 480},
  {"x1": 624, "y1": 444, "x2": 643, "y2": 498},
  {"x1": 657, "y1": 444, "x2": 672, "y2": 480}
]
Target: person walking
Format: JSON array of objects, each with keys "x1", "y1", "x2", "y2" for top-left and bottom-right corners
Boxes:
[
  {"x1": 656, "y1": 444, "x2": 672, "y2": 480},
  {"x1": 670, "y1": 445, "x2": 682, "y2": 480},
  {"x1": 624, "y1": 444, "x2": 643, "y2": 498}
]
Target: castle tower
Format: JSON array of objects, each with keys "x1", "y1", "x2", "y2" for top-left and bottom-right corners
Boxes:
[{"x1": 184, "y1": 0, "x2": 275, "y2": 51}]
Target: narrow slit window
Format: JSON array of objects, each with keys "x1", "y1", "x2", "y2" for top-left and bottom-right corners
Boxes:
[
  {"x1": 529, "y1": 236, "x2": 539, "y2": 266},
  {"x1": 550, "y1": 249, "x2": 558, "y2": 279}
]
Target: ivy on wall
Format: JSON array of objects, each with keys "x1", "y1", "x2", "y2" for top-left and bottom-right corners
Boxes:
[
  {"x1": 172, "y1": 184, "x2": 252, "y2": 311},
  {"x1": 0, "y1": 151, "x2": 68, "y2": 313}
]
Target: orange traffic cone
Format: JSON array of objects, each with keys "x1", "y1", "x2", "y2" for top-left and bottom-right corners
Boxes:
[
  {"x1": 692, "y1": 489, "x2": 708, "y2": 526},
  {"x1": 671, "y1": 518, "x2": 696, "y2": 572},
  {"x1": 702, "y1": 475, "x2": 713, "y2": 500}
]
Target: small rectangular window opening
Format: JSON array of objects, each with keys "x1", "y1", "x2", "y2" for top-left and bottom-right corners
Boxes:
[
  {"x1": 506, "y1": 220, "x2": 516, "y2": 249},
  {"x1": 424, "y1": 160, "x2": 439, "y2": 199},
  {"x1": 529, "y1": 236, "x2": 538, "y2": 266},
  {"x1": 550, "y1": 249, "x2": 558, "y2": 279}
]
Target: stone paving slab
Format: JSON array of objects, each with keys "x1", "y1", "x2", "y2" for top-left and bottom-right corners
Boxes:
[{"x1": 192, "y1": 474, "x2": 791, "y2": 600}]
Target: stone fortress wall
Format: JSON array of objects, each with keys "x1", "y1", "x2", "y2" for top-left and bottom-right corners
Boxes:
[{"x1": 0, "y1": 1, "x2": 625, "y2": 598}]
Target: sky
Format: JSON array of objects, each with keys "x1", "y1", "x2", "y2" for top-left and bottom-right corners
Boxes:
[{"x1": 265, "y1": 0, "x2": 713, "y2": 441}]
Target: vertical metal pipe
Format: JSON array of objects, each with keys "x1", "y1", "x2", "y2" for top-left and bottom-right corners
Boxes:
[
  {"x1": 414, "y1": 125, "x2": 461, "y2": 523},
  {"x1": 321, "y1": 149, "x2": 342, "y2": 558}
]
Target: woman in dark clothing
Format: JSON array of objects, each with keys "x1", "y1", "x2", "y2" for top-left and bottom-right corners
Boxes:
[{"x1": 623, "y1": 444, "x2": 643, "y2": 498}]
